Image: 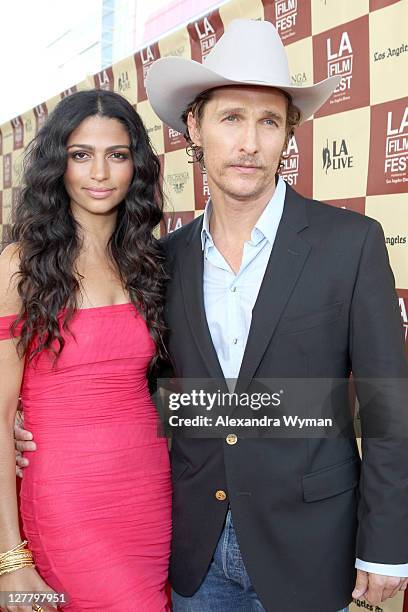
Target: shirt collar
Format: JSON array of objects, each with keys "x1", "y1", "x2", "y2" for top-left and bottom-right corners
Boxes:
[{"x1": 201, "y1": 176, "x2": 287, "y2": 251}]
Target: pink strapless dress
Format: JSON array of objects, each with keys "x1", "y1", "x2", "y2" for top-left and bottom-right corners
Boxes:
[{"x1": 0, "y1": 304, "x2": 172, "y2": 611}]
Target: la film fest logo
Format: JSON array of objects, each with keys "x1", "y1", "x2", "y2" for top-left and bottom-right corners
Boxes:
[
  {"x1": 167, "y1": 171, "x2": 189, "y2": 194},
  {"x1": 384, "y1": 106, "x2": 408, "y2": 181},
  {"x1": 11, "y1": 117, "x2": 24, "y2": 149},
  {"x1": 140, "y1": 46, "x2": 157, "y2": 86},
  {"x1": 281, "y1": 135, "x2": 299, "y2": 186},
  {"x1": 275, "y1": 0, "x2": 298, "y2": 36},
  {"x1": 322, "y1": 138, "x2": 354, "y2": 173},
  {"x1": 326, "y1": 30, "x2": 353, "y2": 94},
  {"x1": 96, "y1": 69, "x2": 112, "y2": 91},
  {"x1": 195, "y1": 17, "x2": 217, "y2": 58}
]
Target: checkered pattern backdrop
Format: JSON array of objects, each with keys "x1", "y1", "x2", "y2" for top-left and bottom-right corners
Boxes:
[{"x1": 1, "y1": 1, "x2": 407, "y2": 609}]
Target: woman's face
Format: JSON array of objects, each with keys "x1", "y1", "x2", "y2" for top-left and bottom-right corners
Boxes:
[{"x1": 64, "y1": 115, "x2": 134, "y2": 218}]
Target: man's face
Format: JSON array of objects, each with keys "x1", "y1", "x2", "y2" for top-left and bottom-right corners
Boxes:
[{"x1": 187, "y1": 86, "x2": 288, "y2": 203}]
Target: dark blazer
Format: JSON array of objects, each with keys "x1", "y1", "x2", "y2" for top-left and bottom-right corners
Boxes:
[{"x1": 161, "y1": 184, "x2": 408, "y2": 612}]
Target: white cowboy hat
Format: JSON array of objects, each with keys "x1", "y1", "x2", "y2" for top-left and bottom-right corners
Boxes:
[{"x1": 146, "y1": 19, "x2": 341, "y2": 133}]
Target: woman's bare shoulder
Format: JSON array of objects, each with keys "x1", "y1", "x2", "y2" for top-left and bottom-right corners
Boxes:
[{"x1": 0, "y1": 243, "x2": 22, "y2": 314}]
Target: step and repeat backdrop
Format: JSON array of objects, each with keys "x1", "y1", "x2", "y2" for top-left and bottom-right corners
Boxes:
[{"x1": 0, "y1": 0, "x2": 407, "y2": 609}]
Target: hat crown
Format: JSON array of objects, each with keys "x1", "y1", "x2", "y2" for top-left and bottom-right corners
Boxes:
[{"x1": 203, "y1": 19, "x2": 291, "y2": 86}]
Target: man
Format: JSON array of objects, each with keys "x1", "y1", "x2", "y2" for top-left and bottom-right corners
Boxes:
[{"x1": 15, "y1": 19, "x2": 408, "y2": 612}]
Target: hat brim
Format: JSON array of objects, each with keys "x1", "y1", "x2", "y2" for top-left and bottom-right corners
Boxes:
[{"x1": 146, "y1": 56, "x2": 341, "y2": 134}]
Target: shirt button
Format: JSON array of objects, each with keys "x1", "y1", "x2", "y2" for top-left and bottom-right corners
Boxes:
[
  {"x1": 215, "y1": 490, "x2": 227, "y2": 501},
  {"x1": 232, "y1": 338, "x2": 238, "y2": 345},
  {"x1": 230, "y1": 286, "x2": 237, "y2": 292},
  {"x1": 226, "y1": 433, "x2": 237, "y2": 445}
]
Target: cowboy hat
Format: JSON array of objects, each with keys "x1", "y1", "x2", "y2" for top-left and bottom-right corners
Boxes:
[{"x1": 145, "y1": 19, "x2": 341, "y2": 133}]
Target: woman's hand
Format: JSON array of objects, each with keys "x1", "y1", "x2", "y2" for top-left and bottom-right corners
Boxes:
[
  {"x1": 14, "y1": 409, "x2": 36, "y2": 478},
  {"x1": 0, "y1": 565, "x2": 58, "y2": 611}
]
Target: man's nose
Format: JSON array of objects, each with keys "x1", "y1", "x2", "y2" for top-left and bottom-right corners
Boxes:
[
  {"x1": 240, "y1": 123, "x2": 258, "y2": 155},
  {"x1": 90, "y1": 155, "x2": 109, "y2": 181}
]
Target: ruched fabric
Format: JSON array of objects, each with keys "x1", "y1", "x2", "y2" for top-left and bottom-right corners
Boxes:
[{"x1": 1, "y1": 304, "x2": 172, "y2": 611}]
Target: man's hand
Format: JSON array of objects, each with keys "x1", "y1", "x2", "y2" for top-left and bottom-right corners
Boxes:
[
  {"x1": 14, "y1": 409, "x2": 36, "y2": 478},
  {"x1": 352, "y1": 569, "x2": 408, "y2": 605}
]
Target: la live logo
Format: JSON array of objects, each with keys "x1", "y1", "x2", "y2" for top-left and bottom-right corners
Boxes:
[{"x1": 327, "y1": 31, "x2": 353, "y2": 92}]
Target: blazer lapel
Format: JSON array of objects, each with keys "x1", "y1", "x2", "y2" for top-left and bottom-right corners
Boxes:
[
  {"x1": 178, "y1": 218, "x2": 227, "y2": 384},
  {"x1": 236, "y1": 186, "x2": 312, "y2": 393}
]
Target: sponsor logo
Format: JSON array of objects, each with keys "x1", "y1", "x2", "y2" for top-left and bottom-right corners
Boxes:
[
  {"x1": 327, "y1": 31, "x2": 353, "y2": 93},
  {"x1": 384, "y1": 106, "x2": 408, "y2": 180},
  {"x1": 291, "y1": 71, "x2": 307, "y2": 86},
  {"x1": 167, "y1": 171, "x2": 189, "y2": 194},
  {"x1": 195, "y1": 17, "x2": 216, "y2": 58},
  {"x1": 281, "y1": 135, "x2": 299, "y2": 186},
  {"x1": 275, "y1": 0, "x2": 298, "y2": 35},
  {"x1": 117, "y1": 71, "x2": 130, "y2": 93},
  {"x1": 322, "y1": 138, "x2": 354, "y2": 173}
]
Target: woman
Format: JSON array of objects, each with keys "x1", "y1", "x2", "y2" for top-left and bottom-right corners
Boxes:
[{"x1": 0, "y1": 90, "x2": 172, "y2": 611}]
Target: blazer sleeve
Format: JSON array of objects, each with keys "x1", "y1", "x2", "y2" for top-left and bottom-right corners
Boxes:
[{"x1": 349, "y1": 219, "x2": 408, "y2": 565}]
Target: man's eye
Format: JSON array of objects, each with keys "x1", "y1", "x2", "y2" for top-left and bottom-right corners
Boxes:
[
  {"x1": 264, "y1": 119, "x2": 278, "y2": 126},
  {"x1": 225, "y1": 115, "x2": 238, "y2": 122}
]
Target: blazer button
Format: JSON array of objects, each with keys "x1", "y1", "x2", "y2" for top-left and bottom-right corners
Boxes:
[
  {"x1": 215, "y1": 490, "x2": 227, "y2": 501},
  {"x1": 226, "y1": 433, "x2": 237, "y2": 445}
]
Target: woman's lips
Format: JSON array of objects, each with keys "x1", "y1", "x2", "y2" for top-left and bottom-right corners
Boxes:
[{"x1": 83, "y1": 188, "x2": 114, "y2": 199}]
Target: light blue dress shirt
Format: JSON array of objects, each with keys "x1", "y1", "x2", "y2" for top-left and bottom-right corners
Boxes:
[{"x1": 200, "y1": 175, "x2": 407, "y2": 578}]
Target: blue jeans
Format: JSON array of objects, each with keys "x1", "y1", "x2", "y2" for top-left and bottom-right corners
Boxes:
[{"x1": 172, "y1": 509, "x2": 349, "y2": 612}]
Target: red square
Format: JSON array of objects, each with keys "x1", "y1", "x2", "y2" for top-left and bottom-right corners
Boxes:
[
  {"x1": 280, "y1": 119, "x2": 313, "y2": 198},
  {"x1": 3, "y1": 154, "x2": 12, "y2": 189},
  {"x1": 11, "y1": 116, "x2": 24, "y2": 150},
  {"x1": 370, "y1": 0, "x2": 401, "y2": 10},
  {"x1": 164, "y1": 127, "x2": 186, "y2": 154},
  {"x1": 313, "y1": 15, "x2": 370, "y2": 117},
  {"x1": 193, "y1": 164, "x2": 211, "y2": 210},
  {"x1": 135, "y1": 43, "x2": 161, "y2": 103},
  {"x1": 162, "y1": 211, "x2": 195, "y2": 236},
  {"x1": 34, "y1": 103, "x2": 48, "y2": 133},
  {"x1": 263, "y1": 0, "x2": 311, "y2": 45},
  {"x1": 187, "y1": 11, "x2": 224, "y2": 64},
  {"x1": 93, "y1": 67, "x2": 114, "y2": 91},
  {"x1": 367, "y1": 98, "x2": 408, "y2": 195}
]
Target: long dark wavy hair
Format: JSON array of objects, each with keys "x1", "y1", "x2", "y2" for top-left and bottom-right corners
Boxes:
[{"x1": 11, "y1": 89, "x2": 167, "y2": 368}]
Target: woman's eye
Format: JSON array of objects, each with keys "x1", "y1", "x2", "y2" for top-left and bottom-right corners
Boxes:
[
  {"x1": 71, "y1": 151, "x2": 89, "y2": 160},
  {"x1": 110, "y1": 152, "x2": 129, "y2": 160}
]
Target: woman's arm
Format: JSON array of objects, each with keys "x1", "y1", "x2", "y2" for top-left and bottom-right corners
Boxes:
[
  {"x1": 0, "y1": 245, "x2": 57, "y2": 610},
  {"x1": 0, "y1": 244, "x2": 25, "y2": 550}
]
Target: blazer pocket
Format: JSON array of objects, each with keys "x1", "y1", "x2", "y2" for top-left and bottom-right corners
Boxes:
[
  {"x1": 302, "y1": 456, "x2": 360, "y2": 502},
  {"x1": 278, "y1": 302, "x2": 343, "y2": 334}
]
